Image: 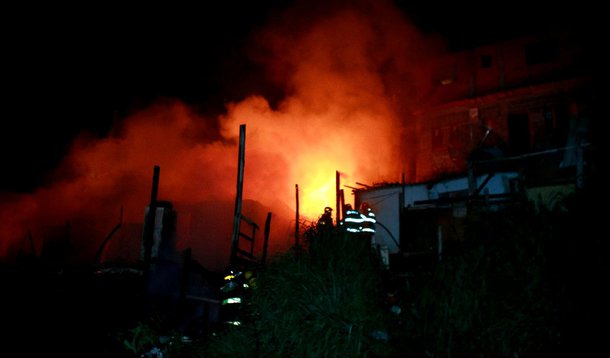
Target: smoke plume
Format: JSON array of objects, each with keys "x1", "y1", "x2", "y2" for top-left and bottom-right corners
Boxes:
[{"x1": 0, "y1": 0, "x2": 443, "y2": 270}]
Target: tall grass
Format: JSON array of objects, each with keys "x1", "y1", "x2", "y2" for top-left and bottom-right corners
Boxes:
[
  {"x1": 204, "y1": 227, "x2": 390, "y2": 357},
  {"x1": 124, "y1": 193, "x2": 598, "y2": 357}
]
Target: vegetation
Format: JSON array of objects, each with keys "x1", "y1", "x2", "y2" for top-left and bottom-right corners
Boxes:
[
  {"x1": 396, "y1": 204, "x2": 562, "y2": 357},
  {"x1": 204, "y1": 227, "x2": 390, "y2": 357},
  {"x1": 120, "y1": 191, "x2": 604, "y2": 357}
]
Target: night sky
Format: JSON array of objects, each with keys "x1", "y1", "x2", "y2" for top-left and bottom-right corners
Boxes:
[
  {"x1": 1, "y1": 0, "x2": 600, "y2": 193},
  {"x1": 2, "y1": 2, "x2": 286, "y2": 191}
]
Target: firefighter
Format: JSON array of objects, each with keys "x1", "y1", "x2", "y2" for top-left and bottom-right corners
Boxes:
[
  {"x1": 219, "y1": 265, "x2": 246, "y2": 326},
  {"x1": 309, "y1": 206, "x2": 333, "y2": 252},
  {"x1": 219, "y1": 265, "x2": 259, "y2": 327},
  {"x1": 337, "y1": 204, "x2": 379, "y2": 260},
  {"x1": 341, "y1": 204, "x2": 364, "y2": 234},
  {"x1": 360, "y1": 202, "x2": 377, "y2": 248},
  {"x1": 360, "y1": 202, "x2": 376, "y2": 235},
  {"x1": 317, "y1": 206, "x2": 334, "y2": 232},
  {"x1": 243, "y1": 269, "x2": 257, "y2": 290}
]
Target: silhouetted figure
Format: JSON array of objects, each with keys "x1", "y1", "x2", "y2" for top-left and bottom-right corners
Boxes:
[
  {"x1": 317, "y1": 207, "x2": 334, "y2": 236},
  {"x1": 360, "y1": 202, "x2": 376, "y2": 242},
  {"x1": 341, "y1": 203, "x2": 378, "y2": 254},
  {"x1": 341, "y1": 204, "x2": 363, "y2": 234}
]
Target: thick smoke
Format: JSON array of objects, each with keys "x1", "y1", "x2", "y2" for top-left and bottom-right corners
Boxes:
[{"x1": 0, "y1": 0, "x2": 443, "y2": 270}]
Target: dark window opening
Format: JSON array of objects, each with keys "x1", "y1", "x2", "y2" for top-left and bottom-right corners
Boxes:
[
  {"x1": 480, "y1": 54, "x2": 492, "y2": 68},
  {"x1": 508, "y1": 113, "x2": 530, "y2": 154}
]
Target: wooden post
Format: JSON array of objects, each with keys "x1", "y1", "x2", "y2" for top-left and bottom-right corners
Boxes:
[
  {"x1": 262, "y1": 212, "x2": 272, "y2": 265},
  {"x1": 295, "y1": 184, "x2": 299, "y2": 248},
  {"x1": 230, "y1": 124, "x2": 246, "y2": 264},
  {"x1": 143, "y1": 165, "x2": 160, "y2": 289},
  {"x1": 336, "y1": 171, "x2": 341, "y2": 224},
  {"x1": 399, "y1": 172, "x2": 405, "y2": 252}
]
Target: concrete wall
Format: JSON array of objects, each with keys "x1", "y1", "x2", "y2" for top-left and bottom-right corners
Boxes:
[{"x1": 357, "y1": 172, "x2": 518, "y2": 254}]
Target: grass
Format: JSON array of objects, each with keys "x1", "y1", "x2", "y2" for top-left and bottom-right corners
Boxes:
[
  {"x1": 204, "y1": 228, "x2": 390, "y2": 357},
  {"x1": 120, "y1": 190, "x2": 605, "y2": 357}
]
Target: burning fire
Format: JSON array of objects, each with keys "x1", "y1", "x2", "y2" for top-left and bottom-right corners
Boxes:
[{"x1": 0, "y1": 0, "x2": 440, "y2": 269}]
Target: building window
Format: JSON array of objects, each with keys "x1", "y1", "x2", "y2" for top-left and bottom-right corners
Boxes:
[
  {"x1": 480, "y1": 55, "x2": 492, "y2": 68},
  {"x1": 508, "y1": 113, "x2": 530, "y2": 154}
]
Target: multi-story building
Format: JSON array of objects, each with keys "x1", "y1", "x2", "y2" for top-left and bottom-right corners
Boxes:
[
  {"x1": 403, "y1": 30, "x2": 594, "y2": 184},
  {"x1": 356, "y1": 29, "x2": 597, "y2": 258}
]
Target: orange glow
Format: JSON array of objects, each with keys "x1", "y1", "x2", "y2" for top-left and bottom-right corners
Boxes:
[
  {"x1": 0, "y1": 0, "x2": 440, "y2": 269},
  {"x1": 295, "y1": 160, "x2": 337, "y2": 221}
]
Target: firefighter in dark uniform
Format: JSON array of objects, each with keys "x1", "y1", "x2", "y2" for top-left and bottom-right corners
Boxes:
[
  {"x1": 360, "y1": 202, "x2": 377, "y2": 247},
  {"x1": 219, "y1": 265, "x2": 246, "y2": 326},
  {"x1": 341, "y1": 204, "x2": 376, "y2": 257},
  {"x1": 317, "y1": 207, "x2": 334, "y2": 236},
  {"x1": 341, "y1": 204, "x2": 364, "y2": 234}
]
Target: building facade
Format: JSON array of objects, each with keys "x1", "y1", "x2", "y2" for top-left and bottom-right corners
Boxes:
[
  {"x1": 356, "y1": 30, "x2": 597, "y2": 258},
  {"x1": 405, "y1": 30, "x2": 594, "y2": 183}
]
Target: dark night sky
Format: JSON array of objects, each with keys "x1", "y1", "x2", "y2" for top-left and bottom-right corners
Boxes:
[{"x1": 1, "y1": 1, "x2": 601, "y2": 192}]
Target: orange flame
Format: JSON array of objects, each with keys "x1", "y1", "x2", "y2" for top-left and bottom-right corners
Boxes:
[{"x1": 0, "y1": 0, "x2": 441, "y2": 269}]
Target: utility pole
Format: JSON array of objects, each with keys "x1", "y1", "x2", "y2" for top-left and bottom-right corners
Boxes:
[{"x1": 230, "y1": 124, "x2": 246, "y2": 264}]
